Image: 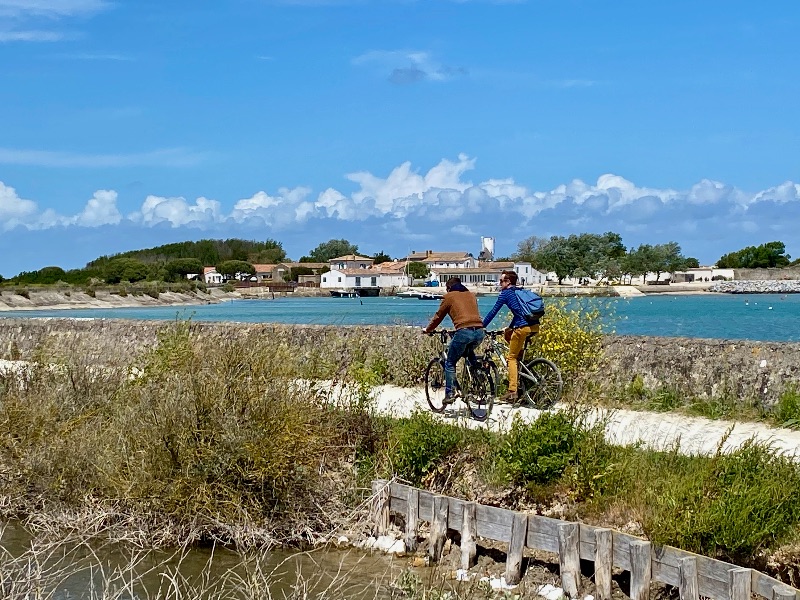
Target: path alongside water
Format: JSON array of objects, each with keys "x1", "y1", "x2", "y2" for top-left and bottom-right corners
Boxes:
[{"x1": 335, "y1": 381, "x2": 800, "y2": 460}]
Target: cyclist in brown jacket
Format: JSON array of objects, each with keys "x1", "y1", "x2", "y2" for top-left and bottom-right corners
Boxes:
[{"x1": 422, "y1": 277, "x2": 485, "y2": 404}]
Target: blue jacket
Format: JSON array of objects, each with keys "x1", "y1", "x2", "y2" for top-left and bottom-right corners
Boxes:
[{"x1": 482, "y1": 286, "x2": 529, "y2": 329}]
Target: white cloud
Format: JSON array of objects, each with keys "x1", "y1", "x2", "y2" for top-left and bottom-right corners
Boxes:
[
  {"x1": 130, "y1": 195, "x2": 223, "y2": 228},
  {"x1": 72, "y1": 190, "x2": 122, "y2": 226},
  {"x1": 353, "y1": 49, "x2": 467, "y2": 84},
  {"x1": 0, "y1": 181, "x2": 38, "y2": 229},
  {"x1": 0, "y1": 29, "x2": 62, "y2": 41},
  {"x1": 3, "y1": 156, "x2": 800, "y2": 265},
  {"x1": 0, "y1": 0, "x2": 107, "y2": 18}
]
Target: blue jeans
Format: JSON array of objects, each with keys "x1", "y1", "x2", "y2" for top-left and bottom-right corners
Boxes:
[{"x1": 445, "y1": 327, "x2": 485, "y2": 396}]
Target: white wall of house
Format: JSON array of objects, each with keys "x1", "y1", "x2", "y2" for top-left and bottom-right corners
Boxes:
[
  {"x1": 513, "y1": 263, "x2": 546, "y2": 285},
  {"x1": 320, "y1": 269, "x2": 409, "y2": 289},
  {"x1": 204, "y1": 270, "x2": 223, "y2": 284}
]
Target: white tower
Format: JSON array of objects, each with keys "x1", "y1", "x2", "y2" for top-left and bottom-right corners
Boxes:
[{"x1": 479, "y1": 236, "x2": 495, "y2": 261}]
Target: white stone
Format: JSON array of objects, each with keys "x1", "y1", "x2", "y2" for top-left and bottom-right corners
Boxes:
[
  {"x1": 387, "y1": 539, "x2": 406, "y2": 554},
  {"x1": 760, "y1": 359, "x2": 768, "y2": 368},
  {"x1": 455, "y1": 569, "x2": 470, "y2": 581},
  {"x1": 374, "y1": 535, "x2": 395, "y2": 552},
  {"x1": 584, "y1": 595, "x2": 595, "y2": 600},
  {"x1": 489, "y1": 576, "x2": 518, "y2": 590},
  {"x1": 337, "y1": 535, "x2": 349, "y2": 545},
  {"x1": 362, "y1": 536, "x2": 377, "y2": 549}
]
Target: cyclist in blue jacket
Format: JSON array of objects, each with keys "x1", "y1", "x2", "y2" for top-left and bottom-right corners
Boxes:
[{"x1": 482, "y1": 270, "x2": 540, "y2": 403}]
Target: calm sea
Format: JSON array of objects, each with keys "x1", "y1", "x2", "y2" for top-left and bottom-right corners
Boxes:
[{"x1": 1, "y1": 293, "x2": 799, "y2": 342}]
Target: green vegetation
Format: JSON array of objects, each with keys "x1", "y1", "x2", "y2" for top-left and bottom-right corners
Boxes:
[
  {"x1": 301, "y1": 238, "x2": 359, "y2": 262},
  {"x1": 513, "y1": 233, "x2": 697, "y2": 284},
  {"x1": 3, "y1": 319, "x2": 800, "y2": 572},
  {"x1": 717, "y1": 241, "x2": 792, "y2": 269}
]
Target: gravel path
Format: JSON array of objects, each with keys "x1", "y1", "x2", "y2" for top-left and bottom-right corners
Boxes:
[{"x1": 369, "y1": 383, "x2": 800, "y2": 459}]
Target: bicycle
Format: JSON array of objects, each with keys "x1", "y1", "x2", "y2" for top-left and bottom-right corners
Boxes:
[
  {"x1": 423, "y1": 329, "x2": 495, "y2": 422},
  {"x1": 481, "y1": 330, "x2": 563, "y2": 409}
]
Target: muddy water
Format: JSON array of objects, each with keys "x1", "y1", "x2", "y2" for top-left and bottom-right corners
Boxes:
[{"x1": 1, "y1": 523, "x2": 407, "y2": 599}]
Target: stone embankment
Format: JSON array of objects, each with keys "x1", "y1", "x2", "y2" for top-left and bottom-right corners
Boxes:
[
  {"x1": 0, "y1": 288, "x2": 236, "y2": 311},
  {"x1": 709, "y1": 280, "x2": 800, "y2": 294},
  {"x1": 0, "y1": 319, "x2": 798, "y2": 407}
]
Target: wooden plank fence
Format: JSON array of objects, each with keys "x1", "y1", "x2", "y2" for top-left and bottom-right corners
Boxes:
[{"x1": 371, "y1": 479, "x2": 800, "y2": 600}]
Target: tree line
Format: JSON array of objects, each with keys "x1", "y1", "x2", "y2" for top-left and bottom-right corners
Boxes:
[{"x1": 2, "y1": 235, "x2": 796, "y2": 287}]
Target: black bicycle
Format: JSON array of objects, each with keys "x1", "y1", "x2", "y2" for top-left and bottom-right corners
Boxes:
[
  {"x1": 424, "y1": 329, "x2": 495, "y2": 422},
  {"x1": 482, "y1": 330, "x2": 563, "y2": 409}
]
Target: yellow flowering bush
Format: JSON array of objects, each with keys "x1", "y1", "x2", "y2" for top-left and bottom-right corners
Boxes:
[{"x1": 526, "y1": 297, "x2": 611, "y2": 381}]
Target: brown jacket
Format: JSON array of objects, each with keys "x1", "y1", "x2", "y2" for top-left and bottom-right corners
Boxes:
[{"x1": 424, "y1": 290, "x2": 484, "y2": 333}]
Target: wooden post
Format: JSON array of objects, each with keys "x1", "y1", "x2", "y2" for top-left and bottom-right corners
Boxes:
[
  {"x1": 729, "y1": 568, "x2": 751, "y2": 600},
  {"x1": 428, "y1": 495, "x2": 449, "y2": 562},
  {"x1": 774, "y1": 587, "x2": 799, "y2": 600},
  {"x1": 371, "y1": 479, "x2": 389, "y2": 536},
  {"x1": 594, "y1": 528, "x2": 613, "y2": 600},
  {"x1": 405, "y1": 487, "x2": 419, "y2": 552},
  {"x1": 461, "y1": 502, "x2": 478, "y2": 570},
  {"x1": 630, "y1": 540, "x2": 652, "y2": 600},
  {"x1": 679, "y1": 557, "x2": 698, "y2": 600},
  {"x1": 558, "y1": 522, "x2": 581, "y2": 598},
  {"x1": 505, "y1": 513, "x2": 528, "y2": 585}
]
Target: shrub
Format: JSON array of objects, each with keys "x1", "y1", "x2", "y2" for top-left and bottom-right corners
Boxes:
[
  {"x1": 774, "y1": 384, "x2": 800, "y2": 428},
  {"x1": 641, "y1": 439, "x2": 800, "y2": 560},
  {"x1": 499, "y1": 411, "x2": 585, "y2": 486},
  {"x1": 385, "y1": 411, "x2": 465, "y2": 485},
  {"x1": 528, "y1": 298, "x2": 609, "y2": 381}
]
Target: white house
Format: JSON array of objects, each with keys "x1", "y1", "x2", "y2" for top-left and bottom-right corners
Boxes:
[
  {"x1": 405, "y1": 250, "x2": 478, "y2": 270},
  {"x1": 203, "y1": 267, "x2": 223, "y2": 285},
  {"x1": 320, "y1": 268, "x2": 409, "y2": 290},
  {"x1": 672, "y1": 266, "x2": 735, "y2": 283}
]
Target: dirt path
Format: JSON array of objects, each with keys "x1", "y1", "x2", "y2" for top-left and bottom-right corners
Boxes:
[{"x1": 368, "y1": 384, "x2": 800, "y2": 459}]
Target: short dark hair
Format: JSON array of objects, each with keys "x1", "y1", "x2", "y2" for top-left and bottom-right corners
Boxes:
[
  {"x1": 446, "y1": 276, "x2": 461, "y2": 291},
  {"x1": 502, "y1": 270, "x2": 518, "y2": 285}
]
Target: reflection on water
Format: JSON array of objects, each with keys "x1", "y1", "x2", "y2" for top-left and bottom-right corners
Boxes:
[{"x1": 1, "y1": 522, "x2": 404, "y2": 599}]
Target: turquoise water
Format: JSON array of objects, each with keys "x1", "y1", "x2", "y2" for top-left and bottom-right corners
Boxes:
[{"x1": 2, "y1": 293, "x2": 799, "y2": 342}]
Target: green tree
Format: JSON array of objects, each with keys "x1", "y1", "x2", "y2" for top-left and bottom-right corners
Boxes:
[
  {"x1": 307, "y1": 239, "x2": 359, "y2": 262},
  {"x1": 717, "y1": 241, "x2": 791, "y2": 268},
  {"x1": 288, "y1": 266, "x2": 313, "y2": 282},
  {"x1": 165, "y1": 258, "x2": 204, "y2": 282},
  {"x1": 105, "y1": 258, "x2": 149, "y2": 284},
  {"x1": 372, "y1": 251, "x2": 392, "y2": 264},
  {"x1": 407, "y1": 262, "x2": 429, "y2": 280},
  {"x1": 217, "y1": 260, "x2": 255, "y2": 278},
  {"x1": 249, "y1": 239, "x2": 287, "y2": 264}
]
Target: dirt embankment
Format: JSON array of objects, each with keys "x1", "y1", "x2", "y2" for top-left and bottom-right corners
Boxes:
[{"x1": 0, "y1": 287, "x2": 237, "y2": 311}]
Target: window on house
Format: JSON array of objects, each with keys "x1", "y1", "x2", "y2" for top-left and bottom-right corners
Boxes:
[
  {"x1": 371, "y1": 277, "x2": 377, "y2": 286},
  {"x1": 322, "y1": 276, "x2": 327, "y2": 282},
  {"x1": 338, "y1": 277, "x2": 342, "y2": 282},
  {"x1": 355, "y1": 277, "x2": 361, "y2": 286}
]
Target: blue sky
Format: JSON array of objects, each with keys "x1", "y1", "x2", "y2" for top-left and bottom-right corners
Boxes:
[{"x1": 1, "y1": 0, "x2": 799, "y2": 277}]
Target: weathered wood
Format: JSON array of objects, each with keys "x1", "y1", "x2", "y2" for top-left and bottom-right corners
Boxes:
[
  {"x1": 679, "y1": 557, "x2": 698, "y2": 600},
  {"x1": 559, "y1": 522, "x2": 581, "y2": 598},
  {"x1": 371, "y1": 479, "x2": 389, "y2": 536},
  {"x1": 773, "y1": 586, "x2": 799, "y2": 600},
  {"x1": 729, "y1": 568, "x2": 751, "y2": 600},
  {"x1": 630, "y1": 540, "x2": 652, "y2": 600},
  {"x1": 405, "y1": 487, "x2": 419, "y2": 552},
  {"x1": 461, "y1": 502, "x2": 478, "y2": 570},
  {"x1": 527, "y1": 514, "x2": 562, "y2": 553},
  {"x1": 382, "y1": 481, "x2": 800, "y2": 600},
  {"x1": 594, "y1": 528, "x2": 613, "y2": 600},
  {"x1": 428, "y1": 495, "x2": 449, "y2": 562},
  {"x1": 505, "y1": 513, "x2": 528, "y2": 586}
]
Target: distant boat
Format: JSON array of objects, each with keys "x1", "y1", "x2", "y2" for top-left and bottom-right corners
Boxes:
[
  {"x1": 396, "y1": 289, "x2": 421, "y2": 299},
  {"x1": 418, "y1": 292, "x2": 444, "y2": 301},
  {"x1": 330, "y1": 290, "x2": 357, "y2": 298}
]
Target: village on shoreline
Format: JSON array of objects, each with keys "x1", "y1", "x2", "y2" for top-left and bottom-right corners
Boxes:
[{"x1": 2, "y1": 278, "x2": 800, "y2": 312}]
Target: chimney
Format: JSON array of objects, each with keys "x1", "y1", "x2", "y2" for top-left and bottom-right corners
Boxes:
[{"x1": 426, "y1": 250, "x2": 432, "y2": 257}]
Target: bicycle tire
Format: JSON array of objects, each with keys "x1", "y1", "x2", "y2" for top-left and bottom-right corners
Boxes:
[
  {"x1": 462, "y1": 363, "x2": 495, "y2": 422},
  {"x1": 424, "y1": 357, "x2": 447, "y2": 413},
  {"x1": 519, "y1": 358, "x2": 562, "y2": 409}
]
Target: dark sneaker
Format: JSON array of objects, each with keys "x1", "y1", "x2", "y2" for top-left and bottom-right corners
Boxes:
[{"x1": 443, "y1": 392, "x2": 456, "y2": 406}]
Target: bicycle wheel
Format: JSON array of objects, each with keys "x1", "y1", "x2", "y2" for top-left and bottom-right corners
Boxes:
[
  {"x1": 462, "y1": 363, "x2": 495, "y2": 422},
  {"x1": 424, "y1": 357, "x2": 447, "y2": 413},
  {"x1": 519, "y1": 358, "x2": 562, "y2": 409}
]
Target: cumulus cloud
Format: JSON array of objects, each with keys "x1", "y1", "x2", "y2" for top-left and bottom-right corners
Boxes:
[
  {"x1": 353, "y1": 50, "x2": 467, "y2": 84},
  {"x1": 130, "y1": 195, "x2": 223, "y2": 228},
  {"x1": 0, "y1": 182, "x2": 38, "y2": 229},
  {"x1": 3, "y1": 156, "x2": 800, "y2": 265}
]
